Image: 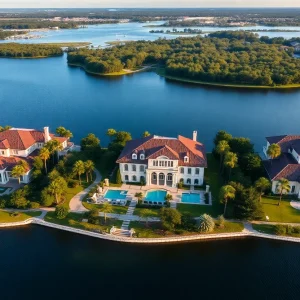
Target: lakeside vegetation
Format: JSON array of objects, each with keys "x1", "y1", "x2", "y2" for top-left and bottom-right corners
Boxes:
[
  {"x1": 67, "y1": 31, "x2": 300, "y2": 87},
  {"x1": 0, "y1": 30, "x2": 26, "y2": 40},
  {"x1": 0, "y1": 43, "x2": 63, "y2": 58}
]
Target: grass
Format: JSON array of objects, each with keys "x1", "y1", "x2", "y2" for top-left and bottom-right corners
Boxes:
[
  {"x1": 261, "y1": 196, "x2": 300, "y2": 223},
  {"x1": 0, "y1": 210, "x2": 41, "y2": 223},
  {"x1": 156, "y1": 68, "x2": 300, "y2": 89},
  {"x1": 129, "y1": 221, "x2": 244, "y2": 238},
  {"x1": 45, "y1": 212, "x2": 122, "y2": 233},
  {"x1": 82, "y1": 200, "x2": 129, "y2": 214},
  {"x1": 253, "y1": 223, "x2": 300, "y2": 238},
  {"x1": 133, "y1": 207, "x2": 161, "y2": 217}
]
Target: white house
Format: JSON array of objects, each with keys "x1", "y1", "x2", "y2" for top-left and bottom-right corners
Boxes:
[
  {"x1": 116, "y1": 131, "x2": 207, "y2": 188},
  {"x1": 0, "y1": 127, "x2": 70, "y2": 185},
  {"x1": 262, "y1": 135, "x2": 300, "y2": 198}
]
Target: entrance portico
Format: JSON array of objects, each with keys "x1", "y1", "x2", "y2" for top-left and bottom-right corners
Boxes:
[{"x1": 147, "y1": 169, "x2": 178, "y2": 188}]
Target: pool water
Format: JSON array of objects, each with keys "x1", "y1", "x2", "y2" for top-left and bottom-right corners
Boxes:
[
  {"x1": 181, "y1": 193, "x2": 201, "y2": 204},
  {"x1": 104, "y1": 190, "x2": 128, "y2": 200},
  {"x1": 145, "y1": 190, "x2": 167, "y2": 203}
]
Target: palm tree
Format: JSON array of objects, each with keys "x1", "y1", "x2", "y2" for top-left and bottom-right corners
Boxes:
[
  {"x1": 143, "y1": 131, "x2": 151, "y2": 137},
  {"x1": 102, "y1": 202, "x2": 113, "y2": 224},
  {"x1": 223, "y1": 151, "x2": 238, "y2": 181},
  {"x1": 84, "y1": 160, "x2": 95, "y2": 183},
  {"x1": 72, "y1": 160, "x2": 85, "y2": 185},
  {"x1": 267, "y1": 144, "x2": 281, "y2": 164},
  {"x1": 255, "y1": 177, "x2": 271, "y2": 202},
  {"x1": 45, "y1": 140, "x2": 62, "y2": 164},
  {"x1": 106, "y1": 128, "x2": 117, "y2": 141},
  {"x1": 48, "y1": 177, "x2": 67, "y2": 204},
  {"x1": 219, "y1": 185, "x2": 236, "y2": 217},
  {"x1": 216, "y1": 140, "x2": 230, "y2": 173},
  {"x1": 39, "y1": 147, "x2": 50, "y2": 174},
  {"x1": 139, "y1": 209, "x2": 153, "y2": 227},
  {"x1": 11, "y1": 164, "x2": 26, "y2": 184},
  {"x1": 276, "y1": 178, "x2": 291, "y2": 206}
]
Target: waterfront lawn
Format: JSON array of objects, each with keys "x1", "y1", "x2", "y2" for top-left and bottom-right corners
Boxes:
[
  {"x1": 0, "y1": 211, "x2": 41, "y2": 223},
  {"x1": 261, "y1": 196, "x2": 300, "y2": 223},
  {"x1": 252, "y1": 224, "x2": 300, "y2": 238},
  {"x1": 133, "y1": 207, "x2": 161, "y2": 217},
  {"x1": 177, "y1": 203, "x2": 223, "y2": 218},
  {"x1": 82, "y1": 200, "x2": 129, "y2": 214},
  {"x1": 45, "y1": 212, "x2": 122, "y2": 233}
]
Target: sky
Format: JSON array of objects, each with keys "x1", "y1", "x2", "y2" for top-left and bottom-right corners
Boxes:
[{"x1": 0, "y1": 0, "x2": 300, "y2": 8}]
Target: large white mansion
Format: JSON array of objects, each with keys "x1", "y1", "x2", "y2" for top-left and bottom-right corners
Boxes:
[
  {"x1": 0, "y1": 127, "x2": 70, "y2": 185},
  {"x1": 116, "y1": 131, "x2": 207, "y2": 188}
]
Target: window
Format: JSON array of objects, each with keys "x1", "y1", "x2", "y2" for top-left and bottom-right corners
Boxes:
[
  {"x1": 195, "y1": 168, "x2": 200, "y2": 175},
  {"x1": 125, "y1": 175, "x2": 129, "y2": 181},
  {"x1": 13, "y1": 150, "x2": 18, "y2": 155},
  {"x1": 292, "y1": 186, "x2": 296, "y2": 193},
  {"x1": 167, "y1": 174, "x2": 172, "y2": 181},
  {"x1": 171, "y1": 161, "x2": 173, "y2": 167},
  {"x1": 0, "y1": 151, "x2": 4, "y2": 155},
  {"x1": 180, "y1": 167, "x2": 184, "y2": 174},
  {"x1": 140, "y1": 165, "x2": 144, "y2": 172},
  {"x1": 188, "y1": 168, "x2": 192, "y2": 175},
  {"x1": 124, "y1": 164, "x2": 128, "y2": 171},
  {"x1": 187, "y1": 178, "x2": 191, "y2": 184},
  {"x1": 132, "y1": 165, "x2": 136, "y2": 172},
  {"x1": 140, "y1": 154, "x2": 145, "y2": 160},
  {"x1": 132, "y1": 175, "x2": 137, "y2": 181},
  {"x1": 184, "y1": 156, "x2": 189, "y2": 163},
  {"x1": 132, "y1": 153, "x2": 137, "y2": 160},
  {"x1": 194, "y1": 179, "x2": 199, "y2": 185}
]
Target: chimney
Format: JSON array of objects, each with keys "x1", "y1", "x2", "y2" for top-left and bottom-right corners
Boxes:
[
  {"x1": 44, "y1": 127, "x2": 51, "y2": 143},
  {"x1": 193, "y1": 130, "x2": 197, "y2": 142}
]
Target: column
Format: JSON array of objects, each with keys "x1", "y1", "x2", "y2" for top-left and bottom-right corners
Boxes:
[{"x1": 164, "y1": 173, "x2": 167, "y2": 186}]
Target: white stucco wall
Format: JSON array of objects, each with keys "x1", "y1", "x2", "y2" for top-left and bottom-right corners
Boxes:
[{"x1": 272, "y1": 180, "x2": 300, "y2": 198}]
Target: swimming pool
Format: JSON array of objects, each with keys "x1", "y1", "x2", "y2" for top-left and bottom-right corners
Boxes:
[
  {"x1": 104, "y1": 190, "x2": 128, "y2": 200},
  {"x1": 181, "y1": 193, "x2": 201, "y2": 204},
  {"x1": 145, "y1": 190, "x2": 167, "y2": 203}
]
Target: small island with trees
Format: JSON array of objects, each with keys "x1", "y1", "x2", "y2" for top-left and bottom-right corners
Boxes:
[{"x1": 67, "y1": 31, "x2": 300, "y2": 88}]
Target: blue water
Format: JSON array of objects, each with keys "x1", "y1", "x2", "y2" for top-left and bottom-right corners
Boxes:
[
  {"x1": 181, "y1": 193, "x2": 201, "y2": 204},
  {"x1": 145, "y1": 190, "x2": 167, "y2": 202},
  {"x1": 104, "y1": 190, "x2": 127, "y2": 200}
]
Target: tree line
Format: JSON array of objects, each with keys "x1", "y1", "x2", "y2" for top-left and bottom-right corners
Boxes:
[
  {"x1": 0, "y1": 43, "x2": 63, "y2": 58},
  {"x1": 67, "y1": 32, "x2": 300, "y2": 86}
]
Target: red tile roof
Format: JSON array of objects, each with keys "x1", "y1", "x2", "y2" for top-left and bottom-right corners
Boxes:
[{"x1": 116, "y1": 135, "x2": 207, "y2": 167}]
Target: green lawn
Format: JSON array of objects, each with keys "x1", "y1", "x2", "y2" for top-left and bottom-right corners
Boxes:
[
  {"x1": 177, "y1": 203, "x2": 222, "y2": 218},
  {"x1": 253, "y1": 223, "x2": 300, "y2": 238},
  {"x1": 0, "y1": 211, "x2": 41, "y2": 223},
  {"x1": 261, "y1": 196, "x2": 300, "y2": 223},
  {"x1": 82, "y1": 200, "x2": 129, "y2": 214},
  {"x1": 133, "y1": 207, "x2": 161, "y2": 217},
  {"x1": 45, "y1": 212, "x2": 122, "y2": 233}
]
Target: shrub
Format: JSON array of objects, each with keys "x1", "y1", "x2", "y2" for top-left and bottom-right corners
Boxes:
[
  {"x1": 181, "y1": 213, "x2": 197, "y2": 231},
  {"x1": 165, "y1": 194, "x2": 173, "y2": 201},
  {"x1": 140, "y1": 177, "x2": 146, "y2": 186},
  {"x1": 217, "y1": 215, "x2": 225, "y2": 228},
  {"x1": 68, "y1": 179, "x2": 79, "y2": 188},
  {"x1": 287, "y1": 225, "x2": 293, "y2": 235},
  {"x1": 55, "y1": 205, "x2": 69, "y2": 219},
  {"x1": 204, "y1": 192, "x2": 209, "y2": 204},
  {"x1": 292, "y1": 226, "x2": 300, "y2": 234},
  {"x1": 177, "y1": 181, "x2": 183, "y2": 189},
  {"x1": 29, "y1": 202, "x2": 40, "y2": 209},
  {"x1": 198, "y1": 214, "x2": 215, "y2": 233},
  {"x1": 41, "y1": 188, "x2": 54, "y2": 207},
  {"x1": 160, "y1": 208, "x2": 182, "y2": 231},
  {"x1": 87, "y1": 208, "x2": 100, "y2": 224},
  {"x1": 116, "y1": 168, "x2": 122, "y2": 184},
  {"x1": 275, "y1": 225, "x2": 287, "y2": 235},
  {"x1": 0, "y1": 199, "x2": 7, "y2": 208}
]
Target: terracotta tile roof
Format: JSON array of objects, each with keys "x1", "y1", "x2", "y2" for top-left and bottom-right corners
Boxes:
[
  {"x1": 116, "y1": 135, "x2": 207, "y2": 167},
  {"x1": 266, "y1": 135, "x2": 287, "y2": 144},
  {"x1": 0, "y1": 139, "x2": 10, "y2": 149}
]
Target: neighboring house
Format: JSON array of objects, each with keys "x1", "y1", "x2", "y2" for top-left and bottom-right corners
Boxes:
[
  {"x1": 0, "y1": 127, "x2": 71, "y2": 185},
  {"x1": 116, "y1": 131, "x2": 207, "y2": 188},
  {"x1": 262, "y1": 135, "x2": 300, "y2": 198}
]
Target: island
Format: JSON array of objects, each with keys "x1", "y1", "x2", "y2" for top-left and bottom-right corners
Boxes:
[{"x1": 67, "y1": 31, "x2": 300, "y2": 88}]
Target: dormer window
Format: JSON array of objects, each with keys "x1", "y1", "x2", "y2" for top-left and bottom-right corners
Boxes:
[
  {"x1": 184, "y1": 156, "x2": 189, "y2": 163},
  {"x1": 132, "y1": 153, "x2": 137, "y2": 160},
  {"x1": 140, "y1": 154, "x2": 145, "y2": 160}
]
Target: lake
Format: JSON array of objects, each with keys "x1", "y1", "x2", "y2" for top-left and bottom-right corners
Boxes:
[
  {"x1": 0, "y1": 53, "x2": 300, "y2": 149},
  {"x1": 0, "y1": 225, "x2": 300, "y2": 300}
]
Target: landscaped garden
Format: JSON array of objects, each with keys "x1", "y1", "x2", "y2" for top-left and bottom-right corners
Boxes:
[
  {"x1": 0, "y1": 211, "x2": 41, "y2": 223},
  {"x1": 253, "y1": 223, "x2": 300, "y2": 237}
]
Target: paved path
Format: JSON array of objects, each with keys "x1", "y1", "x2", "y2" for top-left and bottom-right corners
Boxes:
[
  {"x1": 121, "y1": 200, "x2": 138, "y2": 230},
  {"x1": 69, "y1": 169, "x2": 101, "y2": 212}
]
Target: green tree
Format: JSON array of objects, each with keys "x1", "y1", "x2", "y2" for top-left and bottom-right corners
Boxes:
[
  {"x1": 142, "y1": 131, "x2": 151, "y2": 137},
  {"x1": 72, "y1": 160, "x2": 85, "y2": 185},
  {"x1": 55, "y1": 205, "x2": 69, "y2": 219},
  {"x1": 45, "y1": 139, "x2": 63, "y2": 164},
  {"x1": 255, "y1": 177, "x2": 271, "y2": 202},
  {"x1": 10, "y1": 189, "x2": 28, "y2": 208},
  {"x1": 276, "y1": 178, "x2": 291, "y2": 206},
  {"x1": 223, "y1": 151, "x2": 238, "y2": 181},
  {"x1": 56, "y1": 126, "x2": 73, "y2": 138},
  {"x1": 229, "y1": 137, "x2": 254, "y2": 156},
  {"x1": 106, "y1": 128, "x2": 117, "y2": 141},
  {"x1": 135, "y1": 192, "x2": 144, "y2": 203},
  {"x1": 114, "y1": 131, "x2": 132, "y2": 146},
  {"x1": 139, "y1": 209, "x2": 153, "y2": 226},
  {"x1": 219, "y1": 185, "x2": 236, "y2": 216},
  {"x1": 213, "y1": 130, "x2": 232, "y2": 147},
  {"x1": 160, "y1": 207, "x2": 181, "y2": 231},
  {"x1": 80, "y1": 133, "x2": 100, "y2": 150},
  {"x1": 101, "y1": 202, "x2": 113, "y2": 224},
  {"x1": 41, "y1": 188, "x2": 54, "y2": 207},
  {"x1": 87, "y1": 208, "x2": 100, "y2": 224},
  {"x1": 48, "y1": 176, "x2": 68, "y2": 204},
  {"x1": 267, "y1": 144, "x2": 281, "y2": 161},
  {"x1": 39, "y1": 147, "x2": 50, "y2": 174},
  {"x1": 11, "y1": 164, "x2": 27, "y2": 184},
  {"x1": 216, "y1": 140, "x2": 230, "y2": 172},
  {"x1": 84, "y1": 160, "x2": 94, "y2": 183},
  {"x1": 116, "y1": 168, "x2": 122, "y2": 184}
]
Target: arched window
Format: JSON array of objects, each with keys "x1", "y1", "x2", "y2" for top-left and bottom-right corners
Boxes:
[
  {"x1": 140, "y1": 165, "x2": 144, "y2": 172},
  {"x1": 195, "y1": 168, "x2": 200, "y2": 175},
  {"x1": 124, "y1": 164, "x2": 128, "y2": 171},
  {"x1": 194, "y1": 179, "x2": 199, "y2": 185},
  {"x1": 140, "y1": 154, "x2": 145, "y2": 160},
  {"x1": 184, "y1": 156, "x2": 189, "y2": 163},
  {"x1": 125, "y1": 175, "x2": 129, "y2": 181},
  {"x1": 132, "y1": 164, "x2": 136, "y2": 172},
  {"x1": 187, "y1": 178, "x2": 191, "y2": 184},
  {"x1": 180, "y1": 167, "x2": 184, "y2": 174},
  {"x1": 132, "y1": 153, "x2": 137, "y2": 160},
  {"x1": 132, "y1": 175, "x2": 137, "y2": 181}
]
